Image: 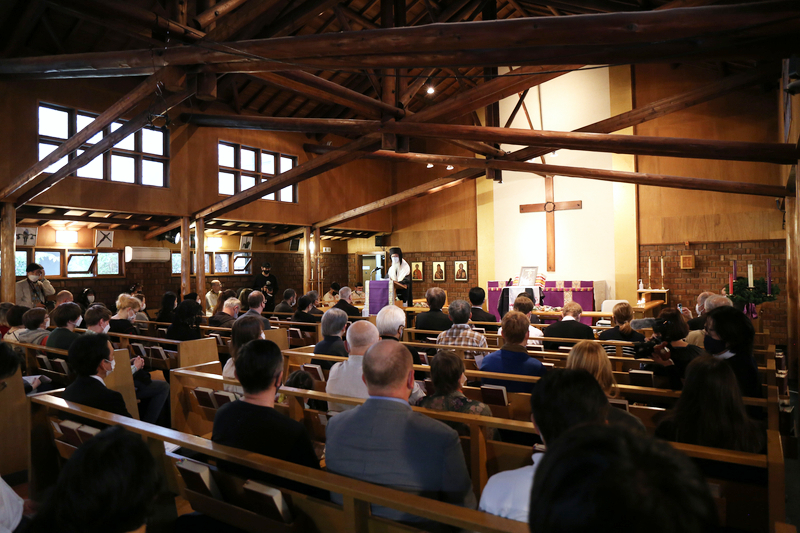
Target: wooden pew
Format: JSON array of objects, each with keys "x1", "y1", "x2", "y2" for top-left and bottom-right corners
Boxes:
[
  {"x1": 29, "y1": 393, "x2": 529, "y2": 533},
  {"x1": 0, "y1": 368, "x2": 29, "y2": 477}
]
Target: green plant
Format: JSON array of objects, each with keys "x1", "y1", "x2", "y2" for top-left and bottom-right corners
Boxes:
[{"x1": 724, "y1": 278, "x2": 779, "y2": 305}]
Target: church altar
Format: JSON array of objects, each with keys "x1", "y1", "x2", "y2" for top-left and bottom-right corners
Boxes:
[{"x1": 542, "y1": 280, "x2": 596, "y2": 325}]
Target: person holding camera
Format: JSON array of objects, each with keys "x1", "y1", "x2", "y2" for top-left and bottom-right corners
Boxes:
[{"x1": 641, "y1": 308, "x2": 704, "y2": 390}]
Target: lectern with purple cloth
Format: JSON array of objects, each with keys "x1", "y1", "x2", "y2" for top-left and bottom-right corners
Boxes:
[
  {"x1": 543, "y1": 280, "x2": 596, "y2": 325},
  {"x1": 364, "y1": 279, "x2": 395, "y2": 316}
]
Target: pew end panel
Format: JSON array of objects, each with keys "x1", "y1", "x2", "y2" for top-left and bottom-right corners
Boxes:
[
  {"x1": 0, "y1": 368, "x2": 30, "y2": 477},
  {"x1": 104, "y1": 349, "x2": 140, "y2": 420}
]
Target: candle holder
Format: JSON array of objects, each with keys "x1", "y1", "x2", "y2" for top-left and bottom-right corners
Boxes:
[
  {"x1": 647, "y1": 276, "x2": 652, "y2": 290},
  {"x1": 660, "y1": 276, "x2": 665, "y2": 291}
]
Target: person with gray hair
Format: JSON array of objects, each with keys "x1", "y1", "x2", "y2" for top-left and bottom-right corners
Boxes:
[
  {"x1": 333, "y1": 286, "x2": 361, "y2": 316},
  {"x1": 306, "y1": 291, "x2": 323, "y2": 316},
  {"x1": 436, "y1": 299, "x2": 488, "y2": 359},
  {"x1": 209, "y1": 297, "x2": 240, "y2": 328},
  {"x1": 326, "y1": 320, "x2": 380, "y2": 413},
  {"x1": 686, "y1": 295, "x2": 733, "y2": 348},
  {"x1": 312, "y1": 307, "x2": 349, "y2": 369},
  {"x1": 687, "y1": 291, "x2": 716, "y2": 330},
  {"x1": 376, "y1": 305, "x2": 407, "y2": 340},
  {"x1": 325, "y1": 340, "x2": 476, "y2": 524}
]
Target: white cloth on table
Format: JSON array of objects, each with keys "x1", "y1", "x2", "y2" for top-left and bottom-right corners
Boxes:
[{"x1": 478, "y1": 452, "x2": 543, "y2": 523}]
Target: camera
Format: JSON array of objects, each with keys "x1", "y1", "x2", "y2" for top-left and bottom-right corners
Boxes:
[{"x1": 632, "y1": 318, "x2": 675, "y2": 359}]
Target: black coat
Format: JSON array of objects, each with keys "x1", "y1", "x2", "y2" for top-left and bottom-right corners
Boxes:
[
  {"x1": 470, "y1": 307, "x2": 499, "y2": 332},
  {"x1": 62, "y1": 376, "x2": 131, "y2": 419},
  {"x1": 333, "y1": 299, "x2": 361, "y2": 317},
  {"x1": 542, "y1": 319, "x2": 594, "y2": 350}
]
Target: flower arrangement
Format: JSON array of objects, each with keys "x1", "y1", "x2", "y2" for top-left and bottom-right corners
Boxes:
[{"x1": 724, "y1": 277, "x2": 779, "y2": 306}]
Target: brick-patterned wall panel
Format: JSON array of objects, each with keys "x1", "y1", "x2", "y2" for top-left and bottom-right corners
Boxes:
[
  {"x1": 403, "y1": 250, "x2": 478, "y2": 303},
  {"x1": 639, "y1": 240, "x2": 787, "y2": 346},
  {"x1": 320, "y1": 254, "x2": 349, "y2": 293}
]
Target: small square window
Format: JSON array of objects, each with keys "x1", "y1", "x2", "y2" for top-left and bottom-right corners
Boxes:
[
  {"x1": 98, "y1": 252, "x2": 120, "y2": 275},
  {"x1": 77, "y1": 114, "x2": 103, "y2": 144},
  {"x1": 111, "y1": 122, "x2": 135, "y2": 150},
  {"x1": 67, "y1": 251, "x2": 96, "y2": 278},
  {"x1": 111, "y1": 154, "x2": 135, "y2": 183},
  {"x1": 142, "y1": 159, "x2": 164, "y2": 187},
  {"x1": 39, "y1": 106, "x2": 69, "y2": 139},
  {"x1": 215, "y1": 253, "x2": 230, "y2": 273},
  {"x1": 171, "y1": 253, "x2": 182, "y2": 274},
  {"x1": 241, "y1": 175, "x2": 256, "y2": 191},
  {"x1": 35, "y1": 251, "x2": 61, "y2": 277},
  {"x1": 219, "y1": 143, "x2": 235, "y2": 168},
  {"x1": 193, "y1": 252, "x2": 212, "y2": 274},
  {"x1": 279, "y1": 185, "x2": 293, "y2": 202},
  {"x1": 261, "y1": 152, "x2": 275, "y2": 174},
  {"x1": 241, "y1": 148, "x2": 256, "y2": 171},
  {"x1": 142, "y1": 128, "x2": 164, "y2": 155},
  {"x1": 76, "y1": 149, "x2": 103, "y2": 179},
  {"x1": 15, "y1": 251, "x2": 28, "y2": 276},
  {"x1": 233, "y1": 253, "x2": 251, "y2": 274},
  {"x1": 280, "y1": 156, "x2": 294, "y2": 173},
  {"x1": 219, "y1": 172, "x2": 235, "y2": 195},
  {"x1": 38, "y1": 143, "x2": 68, "y2": 174}
]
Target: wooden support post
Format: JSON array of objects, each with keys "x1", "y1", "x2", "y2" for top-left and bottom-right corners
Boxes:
[
  {"x1": 483, "y1": 0, "x2": 501, "y2": 181},
  {"x1": 196, "y1": 217, "x2": 206, "y2": 313},
  {"x1": 303, "y1": 227, "x2": 311, "y2": 295},
  {"x1": 381, "y1": 0, "x2": 397, "y2": 151},
  {"x1": 314, "y1": 230, "x2": 322, "y2": 296},
  {"x1": 1, "y1": 203, "x2": 16, "y2": 303},
  {"x1": 342, "y1": 495, "x2": 370, "y2": 533},
  {"x1": 789, "y1": 178, "x2": 800, "y2": 387},
  {"x1": 180, "y1": 217, "x2": 191, "y2": 297}
]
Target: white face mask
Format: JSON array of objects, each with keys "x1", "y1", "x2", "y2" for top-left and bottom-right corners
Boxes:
[
  {"x1": 391, "y1": 256, "x2": 399, "y2": 265},
  {"x1": 74, "y1": 316, "x2": 83, "y2": 328},
  {"x1": 27, "y1": 274, "x2": 40, "y2": 282},
  {"x1": 44, "y1": 318, "x2": 50, "y2": 329},
  {"x1": 696, "y1": 304, "x2": 702, "y2": 315},
  {"x1": 87, "y1": 295, "x2": 95, "y2": 303},
  {"x1": 260, "y1": 332, "x2": 266, "y2": 340},
  {"x1": 102, "y1": 323, "x2": 110, "y2": 334},
  {"x1": 128, "y1": 310, "x2": 137, "y2": 322},
  {"x1": 105, "y1": 359, "x2": 116, "y2": 373},
  {"x1": 141, "y1": 303, "x2": 146, "y2": 311}
]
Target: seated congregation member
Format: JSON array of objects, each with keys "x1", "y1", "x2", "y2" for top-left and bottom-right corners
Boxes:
[
  {"x1": 566, "y1": 341, "x2": 645, "y2": 433},
  {"x1": 222, "y1": 315, "x2": 264, "y2": 393},
  {"x1": 687, "y1": 290, "x2": 715, "y2": 331},
  {"x1": 468, "y1": 287, "x2": 498, "y2": 332},
  {"x1": 306, "y1": 290, "x2": 324, "y2": 316},
  {"x1": 46, "y1": 302, "x2": 84, "y2": 350},
  {"x1": 351, "y1": 282, "x2": 365, "y2": 304},
  {"x1": 3, "y1": 305, "x2": 29, "y2": 342},
  {"x1": 323, "y1": 282, "x2": 340, "y2": 303},
  {"x1": 436, "y1": 299, "x2": 488, "y2": 359},
  {"x1": 205, "y1": 279, "x2": 222, "y2": 317},
  {"x1": 326, "y1": 340, "x2": 476, "y2": 523},
  {"x1": 236, "y1": 291, "x2": 272, "y2": 331},
  {"x1": 108, "y1": 294, "x2": 142, "y2": 336},
  {"x1": 0, "y1": 302, "x2": 13, "y2": 337},
  {"x1": 237, "y1": 288, "x2": 253, "y2": 311},
  {"x1": 642, "y1": 308, "x2": 705, "y2": 390},
  {"x1": 312, "y1": 308, "x2": 349, "y2": 369},
  {"x1": 84, "y1": 304, "x2": 112, "y2": 334},
  {"x1": 415, "y1": 350, "x2": 494, "y2": 438},
  {"x1": 376, "y1": 304, "x2": 407, "y2": 341},
  {"x1": 209, "y1": 289, "x2": 236, "y2": 319},
  {"x1": 497, "y1": 295, "x2": 544, "y2": 346},
  {"x1": 75, "y1": 287, "x2": 97, "y2": 312},
  {"x1": 655, "y1": 355, "x2": 764, "y2": 453},
  {"x1": 7, "y1": 307, "x2": 49, "y2": 350},
  {"x1": 273, "y1": 288, "x2": 296, "y2": 314},
  {"x1": 62, "y1": 334, "x2": 131, "y2": 418},
  {"x1": 414, "y1": 287, "x2": 452, "y2": 338},
  {"x1": 528, "y1": 424, "x2": 719, "y2": 533},
  {"x1": 481, "y1": 311, "x2": 546, "y2": 393},
  {"x1": 155, "y1": 291, "x2": 177, "y2": 324},
  {"x1": 327, "y1": 320, "x2": 380, "y2": 413},
  {"x1": 597, "y1": 301, "x2": 645, "y2": 357},
  {"x1": 27, "y1": 426, "x2": 162, "y2": 533},
  {"x1": 542, "y1": 301, "x2": 594, "y2": 351},
  {"x1": 48, "y1": 290, "x2": 73, "y2": 321},
  {"x1": 702, "y1": 305, "x2": 760, "y2": 399},
  {"x1": 166, "y1": 300, "x2": 203, "y2": 341},
  {"x1": 292, "y1": 295, "x2": 320, "y2": 332},
  {"x1": 16, "y1": 262, "x2": 55, "y2": 309},
  {"x1": 212, "y1": 339, "x2": 324, "y2": 496},
  {"x1": 480, "y1": 369, "x2": 608, "y2": 522},
  {"x1": 686, "y1": 294, "x2": 732, "y2": 348},
  {"x1": 333, "y1": 286, "x2": 361, "y2": 316},
  {"x1": 208, "y1": 297, "x2": 240, "y2": 328}
]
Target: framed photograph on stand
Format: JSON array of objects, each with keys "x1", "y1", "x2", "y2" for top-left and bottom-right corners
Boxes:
[
  {"x1": 519, "y1": 266, "x2": 538, "y2": 287},
  {"x1": 454, "y1": 261, "x2": 468, "y2": 281},
  {"x1": 411, "y1": 262, "x2": 423, "y2": 281},
  {"x1": 433, "y1": 261, "x2": 445, "y2": 282}
]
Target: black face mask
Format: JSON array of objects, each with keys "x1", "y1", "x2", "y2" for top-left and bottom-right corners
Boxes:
[{"x1": 703, "y1": 335, "x2": 728, "y2": 355}]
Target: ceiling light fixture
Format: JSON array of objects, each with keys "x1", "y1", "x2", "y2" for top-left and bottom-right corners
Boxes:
[
  {"x1": 446, "y1": 165, "x2": 454, "y2": 170},
  {"x1": 426, "y1": 163, "x2": 434, "y2": 169},
  {"x1": 55, "y1": 230, "x2": 78, "y2": 244},
  {"x1": 427, "y1": 86, "x2": 435, "y2": 94}
]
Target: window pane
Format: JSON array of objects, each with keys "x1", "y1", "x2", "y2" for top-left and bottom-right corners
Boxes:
[
  {"x1": 77, "y1": 114, "x2": 103, "y2": 144},
  {"x1": 171, "y1": 253, "x2": 181, "y2": 274},
  {"x1": 142, "y1": 160, "x2": 164, "y2": 187},
  {"x1": 67, "y1": 253, "x2": 95, "y2": 277},
  {"x1": 111, "y1": 122, "x2": 135, "y2": 150},
  {"x1": 38, "y1": 143, "x2": 68, "y2": 174},
  {"x1": 215, "y1": 253, "x2": 230, "y2": 273},
  {"x1": 76, "y1": 149, "x2": 103, "y2": 179},
  {"x1": 111, "y1": 154, "x2": 135, "y2": 183},
  {"x1": 98, "y1": 252, "x2": 120, "y2": 275},
  {"x1": 192, "y1": 252, "x2": 212, "y2": 274},
  {"x1": 241, "y1": 175, "x2": 255, "y2": 191},
  {"x1": 39, "y1": 106, "x2": 69, "y2": 139},
  {"x1": 35, "y1": 251, "x2": 61, "y2": 277},
  {"x1": 15, "y1": 252, "x2": 27, "y2": 276},
  {"x1": 279, "y1": 185, "x2": 293, "y2": 202},
  {"x1": 219, "y1": 171, "x2": 235, "y2": 195},
  {"x1": 262, "y1": 192, "x2": 275, "y2": 201},
  {"x1": 219, "y1": 143, "x2": 235, "y2": 168},
  {"x1": 233, "y1": 254, "x2": 251, "y2": 274},
  {"x1": 280, "y1": 156, "x2": 294, "y2": 173},
  {"x1": 261, "y1": 152, "x2": 275, "y2": 174},
  {"x1": 142, "y1": 128, "x2": 164, "y2": 155},
  {"x1": 241, "y1": 148, "x2": 256, "y2": 171}
]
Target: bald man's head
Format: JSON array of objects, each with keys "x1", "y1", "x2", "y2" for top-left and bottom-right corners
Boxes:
[
  {"x1": 56, "y1": 290, "x2": 73, "y2": 305},
  {"x1": 362, "y1": 340, "x2": 413, "y2": 395},
  {"x1": 346, "y1": 320, "x2": 379, "y2": 355}
]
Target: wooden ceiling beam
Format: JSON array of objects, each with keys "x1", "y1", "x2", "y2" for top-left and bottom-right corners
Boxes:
[
  {"x1": 145, "y1": 219, "x2": 182, "y2": 240},
  {"x1": 15, "y1": 212, "x2": 170, "y2": 227},
  {"x1": 4, "y1": 2, "x2": 797, "y2": 76},
  {"x1": 261, "y1": 0, "x2": 345, "y2": 38},
  {"x1": 2, "y1": 0, "x2": 46, "y2": 58},
  {"x1": 267, "y1": 227, "x2": 306, "y2": 243},
  {"x1": 194, "y1": 0, "x2": 252, "y2": 29},
  {"x1": 334, "y1": 4, "x2": 379, "y2": 28}
]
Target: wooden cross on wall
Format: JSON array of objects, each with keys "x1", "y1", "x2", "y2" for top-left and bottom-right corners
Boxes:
[{"x1": 519, "y1": 176, "x2": 582, "y2": 272}]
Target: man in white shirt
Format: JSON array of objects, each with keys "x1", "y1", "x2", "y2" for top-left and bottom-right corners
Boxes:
[
  {"x1": 326, "y1": 320, "x2": 380, "y2": 413},
  {"x1": 15, "y1": 263, "x2": 55, "y2": 309},
  {"x1": 479, "y1": 369, "x2": 609, "y2": 522},
  {"x1": 205, "y1": 280, "x2": 222, "y2": 316}
]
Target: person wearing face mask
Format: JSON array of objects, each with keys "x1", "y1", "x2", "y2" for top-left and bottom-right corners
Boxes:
[
  {"x1": 687, "y1": 291, "x2": 715, "y2": 331},
  {"x1": 209, "y1": 297, "x2": 240, "y2": 328},
  {"x1": 642, "y1": 308, "x2": 705, "y2": 390},
  {"x1": 75, "y1": 288, "x2": 97, "y2": 313},
  {"x1": 46, "y1": 302, "x2": 84, "y2": 350},
  {"x1": 252, "y1": 262, "x2": 279, "y2": 313},
  {"x1": 108, "y1": 294, "x2": 143, "y2": 336},
  {"x1": 702, "y1": 305, "x2": 760, "y2": 400},
  {"x1": 387, "y1": 247, "x2": 413, "y2": 307},
  {"x1": 62, "y1": 334, "x2": 132, "y2": 422},
  {"x1": 16, "y1": 263, "x2": 55, "y2": 309},
  {"x1": 273, "y1": 288, "x2": 296, "y2": 315}
]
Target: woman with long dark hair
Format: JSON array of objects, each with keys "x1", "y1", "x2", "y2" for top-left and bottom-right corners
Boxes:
[
  {"x1": 703, "y1": 305, "x2": 759, "y2": 399},
  {"x1": 222, "y1": 315, "x2": 264, "y2": 394},
  {"x1": 166, "y1": 300, "x2": 203, "y2": 342},
  {"x1": 655, "y1": 355, "x2": 764, "y2": 453},
  {"x1": 155, "y1": 292, "x2": 178, "y2": 324},
  {"x1": 210, "y1": 289, "x2": 237, "y2": 318}
]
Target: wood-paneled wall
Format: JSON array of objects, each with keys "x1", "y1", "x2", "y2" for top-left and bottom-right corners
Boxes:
[{"x1": 635, "y1": 64, "x2": 785, "y2": 244}]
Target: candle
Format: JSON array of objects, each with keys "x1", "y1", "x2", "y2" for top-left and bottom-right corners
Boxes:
[
  {"x1": 648, "y1": 257, "x2": 651, "y2": 278},
  {"x1": 660, "y1": 257, "x2": 664, "y2": 278},
  {"x1": 767, "y1": 259, "x2": 772, "y2": 295},
  {"x1": 733, "y1": 260, "x2": 737, "y2": 279},
  {"x1": 747, "y1": 264, "x2": 754, "y2": 288},
  {"x1": 729, "y1": 273, "x2": 733, "y2": 295}
]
